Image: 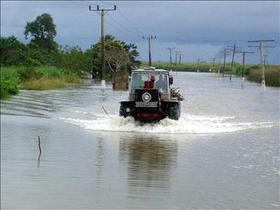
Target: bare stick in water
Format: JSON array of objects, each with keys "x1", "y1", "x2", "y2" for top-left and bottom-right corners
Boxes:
[
  {"x1": 102, "y1": 105, "x2": 108, "y2": 115},
  {"x1": 38, "y1": 136, "x2": 42, "y2": 155}
]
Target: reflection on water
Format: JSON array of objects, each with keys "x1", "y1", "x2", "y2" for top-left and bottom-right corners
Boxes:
[{"x1": 119, "y1": 136, "x2": 177, "y2": 190}]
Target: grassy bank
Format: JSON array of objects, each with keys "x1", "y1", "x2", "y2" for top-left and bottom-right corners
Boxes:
[
  {"x1": 1, "y1": 66, "x2": 80, "y2": 99},
  {"x1": 247, "y1": 66, "x2": 280, "y2": 87},
  {"x1": 143, "y1": 61, "x2": 280, "y2": 87},
  {"x1": 141, "y1": 61, "x2": 224, "y2": 73}
]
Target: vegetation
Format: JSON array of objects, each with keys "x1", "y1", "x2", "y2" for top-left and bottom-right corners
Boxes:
[
  {"x1": 0, "y1": 67, "x2": 20, "y2": 99},
  {"x1": 143, "y1": 61, "x2": 219, "y2": 72},
  {"x1": 0, "y1": 66, "x2": 80, "y2": 98},
  {"x1": 247, "y1": 66, "x2": 280, "y2": 87},
  {"x1": 144, "y1": 61, "x2": 279, "y2": 87},
  {"x1": 1, "y1": 13, "x2": 140, "y2": 99}
]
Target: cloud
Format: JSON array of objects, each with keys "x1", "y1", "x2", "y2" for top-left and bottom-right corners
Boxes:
[{"x1": 1, "y1": 1, "x2": 279, "y2": 64}]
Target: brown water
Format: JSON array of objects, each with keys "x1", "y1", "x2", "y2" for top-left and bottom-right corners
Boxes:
[{"x1": 1, "y1": 72, "x2": 279, "y2": 209}]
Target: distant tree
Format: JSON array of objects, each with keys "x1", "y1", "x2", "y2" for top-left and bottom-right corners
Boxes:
[
  {"x1": 24, "y1": 13, "x2": 58, "y2": 51},
  {"x1": 54, "y1": 45, "x2": 87, "y2": 76},
  {"x1": 85, "y1": 35, "x2": 140, "y2": 79},
  {"x1": 0, "y1": 36, "x2": 27, "y2": 66},
  {"x1": 121, "y1": 42, "x2": 141, "y2": 71}
]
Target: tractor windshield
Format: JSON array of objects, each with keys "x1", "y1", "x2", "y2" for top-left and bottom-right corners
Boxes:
[{"x1": 131, "y1": 72, "x2": 168, "y2": 93}]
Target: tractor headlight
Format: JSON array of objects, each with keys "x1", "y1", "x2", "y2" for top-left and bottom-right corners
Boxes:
[
  {"x1": 144, "y1": 94, "x2": 150, "y2": 101},
  {"x1": 142, "y1": 92, "x2": 152, "y2": 102}
]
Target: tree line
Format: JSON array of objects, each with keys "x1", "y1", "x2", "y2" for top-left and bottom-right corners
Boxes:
[{"x1": 0, "y1": 13, "x2": 141, "y2": 79}]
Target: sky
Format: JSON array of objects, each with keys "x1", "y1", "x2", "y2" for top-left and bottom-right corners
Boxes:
[{"x1": 1, "y1": 0, "x2": 279, "y2": 64}]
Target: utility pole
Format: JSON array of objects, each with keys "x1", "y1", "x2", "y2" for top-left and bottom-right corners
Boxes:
[
  {"x1": 197, "y1": 57, "x2": 200, "y2": 72},
  {"x1": 89, "y1": 5, "x2": 116, "y2": 86},
  {"x1": 218, "y1": 55, "x2": 221, "y2": 74},
  {"x1": 143, "y1": 35, "x2": 156, "y2": 66},
  {"x1": 174, "y1": 51, "x2": 180, "y2": 65},
  {"x1": 264, "y1": 55, "x2": 267, "y2": 66},
  {"x1": 166, "y1": 47, "x2": 175, "y2": 68},
  {"x1": 179, "y1": 54, "x2": 182, "y2": 64},
  {"x1": 223, "y1": 48, "x2": 231, "y2": 77},
  {"x1": 248, "y1": 39, "x2": 275, "y2": 88},
  {"x1": 227, "y1": 43, "x2": 241, "y2": 67},
  {"x1": 239, "y1": 51, "x2": 254, "y2": 78},
  {"x1": 212, "y1": 58, "x2": 216, "y2": 72}
]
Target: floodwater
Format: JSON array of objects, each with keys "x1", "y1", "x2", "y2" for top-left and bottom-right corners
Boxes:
[{"x1": 1, "y1": 72, "x2": 279, "y2": 209}]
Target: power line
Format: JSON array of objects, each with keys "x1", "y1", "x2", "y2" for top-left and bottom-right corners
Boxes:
[
  {"x1": 106, "y1": 12, "x2": 142, "y2": 40},
  {"x1": 105, "y1": 15, "x2": 140, "y2": 43},
  {"x1": 117, "y1": 7, "x2": 144, "y2": 38}
]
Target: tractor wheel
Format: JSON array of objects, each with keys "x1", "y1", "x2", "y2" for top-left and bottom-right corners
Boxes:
[
  {"x1": 119, "y1": 104, "x2": 128, "y2": 117},
  {"x1": 168, "y1": 103, "x2": 180, "y2": 120}
]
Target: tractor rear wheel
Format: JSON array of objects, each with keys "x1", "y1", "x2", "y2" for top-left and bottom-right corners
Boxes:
[{"x1": 168, "y1": 103, "x2": 180, "y2": 120}]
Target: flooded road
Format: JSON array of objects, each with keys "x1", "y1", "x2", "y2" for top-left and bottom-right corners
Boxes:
[{"x1": 1, "y1": 72, "x2": 279, "y2": 209}]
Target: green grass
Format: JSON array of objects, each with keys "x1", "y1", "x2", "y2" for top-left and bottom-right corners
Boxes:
[
  {"x1": 21, "y1": 77, "x2": 68, "y2": 90},
  {"x1": 141, "y1": 61, "x2": 223, "y2": 72},
  {"x1": 0, "y1": 66, "x2": 80, "y2": 99}
]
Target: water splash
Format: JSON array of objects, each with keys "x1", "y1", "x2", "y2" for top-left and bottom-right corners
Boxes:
[{"x1": 59, "y1": 113, "x2": 276, "y2": 134}]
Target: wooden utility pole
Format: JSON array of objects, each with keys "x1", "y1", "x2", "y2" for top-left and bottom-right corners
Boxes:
[
  {"x1": 248, "y1": 39, "x2": 275, "y2": 88},
  {"x1": 166, "y1": 47, "x2": 175, "y2": 68},
  {"x1": 223, "y1": 48, "x2": 231, "y2": 77},
  {"x1": 174, "y1": 51, "x2": 180, "y2": 65},
  {"x1": 264, "y1": 55, "x2": 267, "y2": 66},
  {"x1": 218, "y1": 55, "x2": 222, "y2": 74},
  {"x1": 143, "y1": 35, "x2": 156, "y2": 66},
  {"x1": 89, "y1": 5, "x2": 116, "y2": 82},
  {"x1": 239, "y1": 51, "x2": 254, "y2": 78},
  {"x1": 179, "y1": 54, "x2": 182, "y2": 64},
  {"x1": 197, "y1": 57, "x2": 200, "y2": 72},
  {"x1": 231, "y1": 43, "x2": 236, "y2": 67},
  {"x1": 212, "y1": 58, "x2": 216, "y2": 71},
  {"x1": 227, "y1": 43, "x2": 241, "y2": 67}
]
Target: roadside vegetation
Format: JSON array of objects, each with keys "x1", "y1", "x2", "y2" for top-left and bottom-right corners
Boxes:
[
  {"x1": 1, "y1": 13, "x2": 140, "y2": 99},
  {"x1": 142, "y1": 61, "x2": 215, "y2": 72},
  {"x1": 147, "y1": 61, "x2": 280, "y2": 87},
  {"x1": 247, "y1": 66, "x2": 280, "y2": 87}
]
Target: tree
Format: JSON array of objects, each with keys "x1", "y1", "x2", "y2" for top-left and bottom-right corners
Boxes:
[
  {"x1": 24, "y1": 13, "x2": 58, "y2": 51},
  {"x1": 85, "y1": 35, "x2": 140, "y2": 79},
  {"x1": 54, "y1": 45, "x2": 87, "y2": 76},
  {"x1": 0, "y1": 36, "x2": 27, "y2": 66},
  {"x1": 121, "y1": 42, "x2": 141, "y2": 72}
]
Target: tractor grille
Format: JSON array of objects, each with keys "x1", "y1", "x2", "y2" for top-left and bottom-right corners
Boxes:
[
  {"x1": 135, "y1": 89, "x2": 159, "y2": 108},
  {"x1": 135, "y1": 89, "x2": 159, "y2": 102}
]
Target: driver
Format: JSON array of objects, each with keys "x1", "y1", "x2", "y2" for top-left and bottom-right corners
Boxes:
[
  {"x1": 144, "y1": 75, "x2": 155, "y2": 89},
  {"x1": 155, "y1": 74, "x2": 166, "y2": 90}
]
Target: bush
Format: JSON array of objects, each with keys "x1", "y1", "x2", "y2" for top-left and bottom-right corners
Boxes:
[
  {"x1": 17, "y1": 67, "x2": 43, "y2": 80},
  {"x1": 248, "y1": 66, "x2": 280, "y2": 87},
  {"x1": 0, "y1": 67, "x2": 20, "y2": 99}
]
